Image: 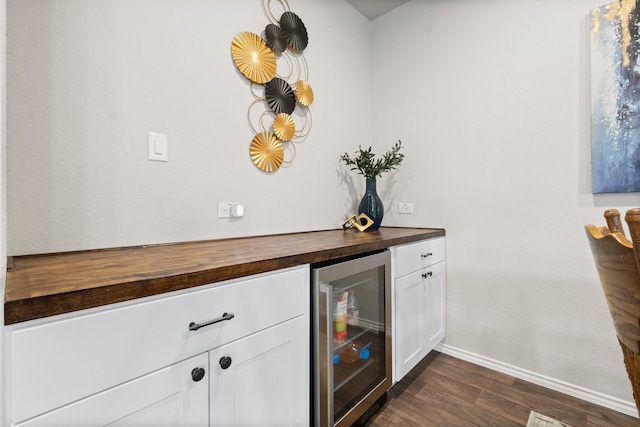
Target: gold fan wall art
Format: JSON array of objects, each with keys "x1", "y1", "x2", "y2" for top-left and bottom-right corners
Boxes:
[
  {"x1": 250, "y1": 132, "x2": 284, "y2": 172},
  {"x1": 273, "y1": 113, "x2": 296, "y2": 141},
  {"x1": 231, "y1": 32, "x2": 277, "y2": 84},
  {"x1": 295, "y1": 80, "x2": 314, "y2": 107},
  {"x1": 231, "y1": 0, "x2": 313, "y2": 173}
]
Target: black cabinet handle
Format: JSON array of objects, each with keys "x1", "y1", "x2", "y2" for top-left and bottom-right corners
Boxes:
[
  {"x1": 422, "y1": 271, "x2": 433, "y2": 279},
  {"x1": 421, "y1": 253, "x2": 433, "y2": 258},
  {"x1": 191, "y1": 367, "x2": 205, "y2": 382},
  {"x1": 219, "y1": 356, "x2": 232, "y2": 370},
  {"x1": 189, "y1": 312, "x2": 235, "y2": 331}
]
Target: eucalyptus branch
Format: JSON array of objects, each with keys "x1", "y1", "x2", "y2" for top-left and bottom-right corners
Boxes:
[{"x1": 340, "y1": 140, "x2": 404, "y2": 179}]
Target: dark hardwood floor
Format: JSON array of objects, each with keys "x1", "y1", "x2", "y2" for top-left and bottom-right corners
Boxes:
[{"x1": 366, "y1": 352, "x2": 639, "y2": 427}]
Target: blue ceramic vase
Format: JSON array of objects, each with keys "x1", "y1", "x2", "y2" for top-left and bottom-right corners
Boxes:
[{"x1": 358, "y1": 177, "x2": 383, "y2": 230}]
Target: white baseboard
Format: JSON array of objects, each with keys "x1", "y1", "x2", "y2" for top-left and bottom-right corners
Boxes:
[{"x1": 435, "y1": 343, "x2": 639, "y2": 418}]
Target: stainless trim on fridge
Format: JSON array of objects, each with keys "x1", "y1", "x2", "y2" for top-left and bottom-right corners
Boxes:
[{"x1": 313, "y1": 250, "x2": 392, "y2": 427}]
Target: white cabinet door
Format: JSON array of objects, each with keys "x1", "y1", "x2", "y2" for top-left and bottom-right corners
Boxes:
[
  {"x1": 425, "y1": 261, "x2": 446, "y2": 352},
  {"x1": 209, "y1": 315, "x2": 309, "y2": 427},
  {"x1": 394, "y1": 269, "x2": 424, "y2": 380},
  {"x1": 394, "y1": 260, "x2": 446, "y2": 381},
  {"x1": 16, "y1": 353, "x2": 209, "y2": 427}
]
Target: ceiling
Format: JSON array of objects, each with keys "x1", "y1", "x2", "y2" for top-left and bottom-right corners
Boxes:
[{"x1": 345, "y1": 0, "x2": 410, "y2": 21}]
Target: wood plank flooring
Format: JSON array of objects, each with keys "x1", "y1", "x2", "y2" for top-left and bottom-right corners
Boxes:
[{"x1": 366, "y1": 352, "x2": 639, "y2": 427}]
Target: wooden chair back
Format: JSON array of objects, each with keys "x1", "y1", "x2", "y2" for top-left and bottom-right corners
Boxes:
[
  {"x1": 585, "y1": 209, "x2": 640, "y2": 354},
  {"x1": 585, "y1": 208, "x2": 640, "y2": 415}
]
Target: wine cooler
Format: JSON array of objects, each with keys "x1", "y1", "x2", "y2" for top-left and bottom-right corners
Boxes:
[{"x1": 312, "y1": 250, "x2": 392, "y2": 427}]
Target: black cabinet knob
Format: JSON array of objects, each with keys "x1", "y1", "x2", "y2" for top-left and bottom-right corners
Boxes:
[
  {"x1": 191, "y1": 367, "x2": 205, "y2": 382},
  {"x1": 219, "y1": 356, "x2": 232, "y2": 370}
]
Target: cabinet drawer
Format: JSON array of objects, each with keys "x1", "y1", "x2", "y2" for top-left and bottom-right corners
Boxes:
[
  {"x1": 9, "y1": 265, "x2": 309, "y2": 424},
  {"x1": 392, "y1": 237, "x2": 445, "y2": 277},
  {"x1": 15, "y1": 353, "x2": 209, "y2": 427}
]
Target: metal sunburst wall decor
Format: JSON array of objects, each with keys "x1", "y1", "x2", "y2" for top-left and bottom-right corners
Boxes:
[{"x1": 231, "y1": 0, "x2": 314, "y2": 173}]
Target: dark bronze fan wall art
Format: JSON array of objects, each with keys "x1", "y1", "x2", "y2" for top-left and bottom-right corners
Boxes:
[
  {"x1": 279, "y1": 11, "x2": 308, "y2": 52},
  {"x1": 231, "y1": 0, "x2": 314, "y2": 173},
  {"x1": 265, "y1": 24, "x2": 288, "y2": 53},
  {"x1": 265, "y1": 78, "x2": 296, "y2": 115}
]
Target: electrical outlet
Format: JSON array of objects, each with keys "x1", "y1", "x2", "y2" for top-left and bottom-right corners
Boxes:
[
  {"x1": 218, "y1": 203, "x2": 231, "y2": 218},
  {"x1": 398, "y1": 203, "x2": 414, "y2": 214}
]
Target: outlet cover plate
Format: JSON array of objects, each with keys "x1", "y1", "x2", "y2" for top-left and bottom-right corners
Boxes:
[
  {"x1": 398, "y1": 203, "x2": 414, "y2": 214},
  {"x1": 218, "y1": 203, "x2": 231, "y2": 218}
]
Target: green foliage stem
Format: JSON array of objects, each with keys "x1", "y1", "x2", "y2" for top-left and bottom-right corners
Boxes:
[{"x1": 340, "y1": 140, "x2": 404, "y2": 179}]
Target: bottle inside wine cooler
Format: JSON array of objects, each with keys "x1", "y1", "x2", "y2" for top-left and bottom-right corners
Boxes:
[
  {"x1": 334, "y1": 291, "x2": 348, "y2": 341},
  {"x1": 346, "y1": 290, "x2": 359, "y2": 326}
]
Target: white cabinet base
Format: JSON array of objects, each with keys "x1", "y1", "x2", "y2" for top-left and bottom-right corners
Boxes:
[
  {"x1": 8, "y1": 266, "x2": 310, "y2": 427},
  {"x1": 392, "y1": 237, "x2": 446, "y2": 383}
]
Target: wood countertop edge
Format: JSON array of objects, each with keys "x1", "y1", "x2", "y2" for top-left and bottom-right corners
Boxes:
[{"x1": 5, "y1": 227, "x2": 445, "y2": 325}]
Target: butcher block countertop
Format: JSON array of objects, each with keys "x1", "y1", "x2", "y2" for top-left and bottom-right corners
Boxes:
[{"x1": 5, "y1": 227, "x2": 445, "y2": 325}]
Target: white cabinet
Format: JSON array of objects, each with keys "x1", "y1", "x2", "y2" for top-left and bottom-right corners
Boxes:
[
  {"x1": 7, "y1": 266, "x2": 310, "y2": 427},
  {"x1": 391, "y1": 237, "x2": 446, "y2": 382},
  {"x1": 210, "y1": 316, "x2": 308, "y2": 427}
]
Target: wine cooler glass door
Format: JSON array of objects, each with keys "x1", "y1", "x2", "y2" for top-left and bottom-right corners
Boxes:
[{"x1": 314, "y1": 251, "x2": 391, "y2": 427}]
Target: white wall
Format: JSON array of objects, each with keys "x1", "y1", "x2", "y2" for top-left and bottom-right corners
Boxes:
[
  {"x1": 7, "y1": 0, "x2": 373, "y2": 254},
  {"x1": 373, "y1": 0, "x2": 640, "y2": 408}
]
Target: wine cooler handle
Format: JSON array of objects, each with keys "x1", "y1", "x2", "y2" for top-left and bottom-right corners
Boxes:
[
  {"x1": 319, "y1": 284, "x2": 335, "y2": 427},
  {"x1": 317, "y1": 283, "x2": 334, "y2": 426},
  {"x1": 189, "y1": 312, "x2": 235, "y2": 331}
]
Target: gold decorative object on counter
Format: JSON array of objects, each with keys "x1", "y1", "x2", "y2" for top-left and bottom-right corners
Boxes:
[
  {"x1": 250, "y1": 132, "x2": 284, "y2": 172},
  {"x1": 231, "y1": 32, "x2": 277, "y2": 84},
  {"x1": 231, "y1": 0, "x2": 313, "y2": 173},
  {"x1": 342, "y1": 213, "x2": 374, "y2": 232}
]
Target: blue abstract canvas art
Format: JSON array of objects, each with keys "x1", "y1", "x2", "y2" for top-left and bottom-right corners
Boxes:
[{"x1": 591, "y1": 0, "x2": 640, "y2": 193}]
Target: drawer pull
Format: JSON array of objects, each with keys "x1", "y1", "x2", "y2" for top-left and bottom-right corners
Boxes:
[
  {"x1": 422, "y1": 271, "x2": 433, "y2": 279},
  {"x1": 189, "y1": 312, "x2": 235, "y2": 331},
  {"x1": 421, "y1": 253, "x2": 433, "y2": 258}
]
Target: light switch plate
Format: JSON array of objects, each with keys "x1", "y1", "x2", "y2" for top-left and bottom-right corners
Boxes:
[{"x1": 148, "y1": 132, "x2": 168, "y2": 162}]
